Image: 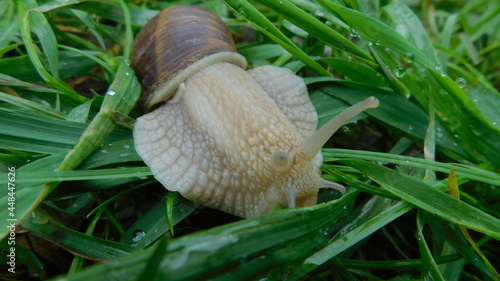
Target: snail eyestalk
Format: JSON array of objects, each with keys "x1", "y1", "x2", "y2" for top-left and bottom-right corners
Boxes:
[{"x1": 302, "y1": 96, "x2": 379, "y2": 161}]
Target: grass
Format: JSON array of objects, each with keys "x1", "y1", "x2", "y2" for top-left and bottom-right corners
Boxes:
[{"x1": 1, "y1": 0, "x2": 499, "y2": 280}]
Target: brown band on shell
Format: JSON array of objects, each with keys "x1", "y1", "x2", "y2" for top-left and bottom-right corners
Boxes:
[{"x1": 132, "y1": 5, "x2": 247, "y2": 111}]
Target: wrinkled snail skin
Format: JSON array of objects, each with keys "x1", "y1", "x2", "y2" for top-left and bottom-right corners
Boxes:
[{"x1": 132, "y1": 5, "x2": 380, "y2": 218}]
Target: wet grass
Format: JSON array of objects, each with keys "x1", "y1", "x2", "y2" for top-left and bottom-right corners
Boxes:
[{"x1": 0, "y1": 0, "x2": 499, "y2": 280}]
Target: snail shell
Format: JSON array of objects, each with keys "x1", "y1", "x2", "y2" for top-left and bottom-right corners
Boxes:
[
  {"x1": 132, "y1": 5, "x2": 379, "y2": 218},
  {"x1": 132, "y1": 5, "x2": 247, "y2": 111}
]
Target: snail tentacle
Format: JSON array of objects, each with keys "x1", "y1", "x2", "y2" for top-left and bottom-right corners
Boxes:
[{"x1": 302, "y1": 97, "x2": 380, "y2": 161}]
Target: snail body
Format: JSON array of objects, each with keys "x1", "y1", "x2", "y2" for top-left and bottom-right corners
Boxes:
[{"x1": 132, "y1": 6, "x2": 379, "y2": 218}]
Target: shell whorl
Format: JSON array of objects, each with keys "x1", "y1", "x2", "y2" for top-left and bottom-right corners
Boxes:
[{"x1": 131, "y1": 5, "x2": 247, "y2": 112}]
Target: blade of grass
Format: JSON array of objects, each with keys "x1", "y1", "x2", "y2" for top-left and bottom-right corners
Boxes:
[
  {"x1": 0, "y1": 59, "x2": 140, "y2": 239},
  {"x1": 304, "y1": 201, "x2": 414, "y2": 274},
  {"x1": 51, "y1": 193, "x2": 355, "y2": 280},
  {"x1": 18, "y1": 1, "x2": 84, "y2": 102},
  {"x1": 21, "y1": 209, "x2": 133, "y2": 261},
  {"x1": 252, "y1": 0, "x2": 373, "y2": 62},
  {"x1": 383, "y1": 1, "x2": 439, "y2": 65},
  {"x1": 223, "y1": 0, "x2": 331, "y2": 76},
  {"x1": 119, "y1": 196, "x2": 198, "y2": 249},
  {"x1": 448, "y1": 168, "x2": 500, "y2": 280},
  {"x1": 0, "y1": 91, "x2": 66, "y2": 119},
  {"x1": 318, "y1": 1, "x2": 435, "y2": 68},
  {"x1": 343, "y1": 159, "x2": 500, "y2": 239},
  {"x1": 416, "y1": 211, "x2": 445, "y2": 281},
  {"x1": 322, "y1": 149, "x2": 500, "y2": 187},
  {"x1": 23, "y1": 0, "x2": 60, "y2": 79}
]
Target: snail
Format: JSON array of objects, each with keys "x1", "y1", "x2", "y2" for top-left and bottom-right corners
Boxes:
[{"x1": 132, "y1": 5, "x2": 379, "y2": 218}]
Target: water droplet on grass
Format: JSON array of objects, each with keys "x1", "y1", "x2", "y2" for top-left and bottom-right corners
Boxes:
[
  {"x1": 455, "y1": 77, "x2": 467, "y2": 88},
  {"x1": 132, "y1": 230, "x2": 145, "y2": 243},
  {"x1": 393, "y1": 65, "x2": 406, "y2": 77},
  {"x1": 403, "y1": 52, "x2": 415, "y2": 63},
  {"x1": 349, "y1": 28, "x2": 359, "y2": 38}
]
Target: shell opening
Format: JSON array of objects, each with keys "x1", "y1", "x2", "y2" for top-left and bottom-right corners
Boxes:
[
  {"x1": 270, "y1": 151, "x2": 293, "y2": 173},
  {"x1": 145, "y1": 52, "x2": 247, "y2": 111},
  {"x1": 302, "y1": 96, "x2": 379, "y2": 160}
]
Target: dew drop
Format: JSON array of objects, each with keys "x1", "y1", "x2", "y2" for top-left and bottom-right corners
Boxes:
[
  {"x1": 107, "y1": 90, "x2": 116, "y2": 96},
  {"x1": 408, "y1": 124, "x2": 414, "y2": 131},
  {"x1": 436, "y1": 127, "x2": 444, "y2": 139},
  {"x1": 349, "y1": 28, "x2": 359, "y2": 38},
  {"x1": 315, "y1": 9, "x2": 325, "y2": 17},
  {"x1": 403, "y1": 52, "x2": 415, "y2": 63},
  {"x1": 125, "y1": 72, "x2": 130, "y2": 76},
  {"x1": 393, "y1": 65, "x2": 406, "y2": 78},
  {"x1": 434, "y1": 63, "x2": 442, "y2": 71},
  {"x1": 132, "y1": 230, "x2": 145, "y2": 243},
  {"x1": 123, "y1": 144, "x2": 130, "y2": 149},
  {"x1": 101, "y1": 149, "x2": 108, "y2": 154},
  {"x1": 455, "y1": 77, "x2": 467, "y2": 89},
  {"x1": 368, "y1": 41, "x2": 374, "y2": 46},
  {"x1": 347, "y1": 54, "x2": 353, "y2": 60}
]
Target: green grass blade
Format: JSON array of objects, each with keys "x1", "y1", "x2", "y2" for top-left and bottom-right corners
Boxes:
[
  {"x1": 322, "y1": 148, "x2": 500, "y2": 187},
  {"x1": 343, "y1": 159, "x2": 500, "y2": 239},
  {"x1": 120, "y1": 196, "x2": 198, "y2": 249},
  {"x1": 21, "y1": 210, "x2": 134, "y2": 261},
  {"x1": 18, "y1": 2, "x2": 84, "y2": 102},
  {"x1": 223, "y1": 0, "x2": 331, "y2": 76},
  {"x1": 416, "y1": 211, "x2": 445, "y2": 281},
  {"x1": 252, "y1": 0, "x2": 372, "y2": 61},
  {"x1": 57, "y1": 59, "x2": 140, "y2": 172},
  {"x1": 0, "y1": 107, "x2": 83, "y2": 153},
  {"x1": 51, "y1": 194, "x2": 355, "y2": 280},
  {"x1": 16, "y1": 167, "x2": 151, "y2": 185},
  {"x1": 319, "y1": 1, "x2": 434, "y2": 68},
  {"x1": 0, "y1": 91, "x2": 66, "y2": 118},
  {"x1": 383, "y1": 1, "x2": 439, "y2": 65},
  {"x1": 305, "y1": 201, "x2": 414, "y2": 273},
  {"x1": 23, "y1": 0, "x2": 60, "y2": 79},
  {"x1": 428, "y1": 216, "x2": 499, "y2": 280},
  {"x1": 0, "y1": 60, "x2": 141, "y2": 240}
]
